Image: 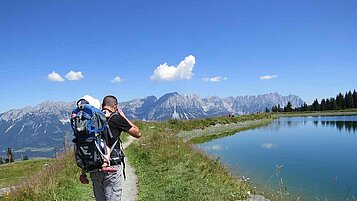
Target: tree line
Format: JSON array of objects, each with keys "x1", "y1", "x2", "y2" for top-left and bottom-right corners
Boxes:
[
  {"x1": 268, "y1": 89, "x2": 357, "y2": 113},
  {"x1": 0, "y1": 148, "x2": 28, "y2": 165}
]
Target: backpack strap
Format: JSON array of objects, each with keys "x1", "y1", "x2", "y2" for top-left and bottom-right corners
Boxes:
[
  {"x1": 106, "y1": 112, "x2": 118, "y2": 138},
  {"x1": 106, "y1": 112, "x2": 127, "y2": 180}
]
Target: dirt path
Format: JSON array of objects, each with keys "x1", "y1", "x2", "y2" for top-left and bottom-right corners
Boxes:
[{"x1": 121, "y1": 136, "x2": 138, "y2": 201}]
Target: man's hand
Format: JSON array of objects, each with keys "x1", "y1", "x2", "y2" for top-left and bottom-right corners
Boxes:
[
  {"x1": 118, "y1": 108, "x2": 141, "y2": 138},
  {"x1": 117, "y1": 109, "x2": 126, "y2": 118}
]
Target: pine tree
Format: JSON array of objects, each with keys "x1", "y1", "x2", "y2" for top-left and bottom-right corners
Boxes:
[
  {"x1": 312, "y1": 99, "x2": 320, "y2": 111},
  {"x1": 302, "y1": 102, "x2": 308, "y2": 111},
  {"x1": 320, "y1": 99, "x2": 326, "y2": 111},
  {"x1": 352, "y1": 89, "x2": 357, "y2": 108},
  {"x1": 331, "y1": 98, "x2": 338, "y2": 110},
  {"x1": 284, "y1": 102, "x2": 293, "y2": 112},
  {"x1": 265, "y1": 107, "x2": 270, "y2": 113},
  {"x1": 325, "y1": 98, "x2": 331, "y2": 110},
  {"x1": 350, "y1": 90, "x2": 354, "y2": 108},
  {"x1": 272, "y1": 105, "x2": 278, "y2": 112},
  {"x1": 336, "y1": 93, "x2": 345, "y2": 109},
  {"x1": 7, "y1": 148, "x2": 14, "y2": 163},
  {"x1": 0, "y1": 156, "x2": 3, "y2": 164},
  {"x1": 23, "y1": 155, "x2": 29, "y2": 160},
  {"x1": 345, "y1": 91, "x2": 354, "y2": 109}
]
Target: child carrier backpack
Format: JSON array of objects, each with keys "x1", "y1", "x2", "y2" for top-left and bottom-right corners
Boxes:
[{"x1": 70, "y1": 101, "x2": 114, "y2": 172}]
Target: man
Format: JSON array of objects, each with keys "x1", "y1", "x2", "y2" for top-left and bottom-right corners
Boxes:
[{"x1": 90, "y1": 95, "x2": 141, "y2": 201}]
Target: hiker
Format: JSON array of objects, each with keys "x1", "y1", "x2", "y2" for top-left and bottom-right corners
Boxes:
[
  {"x1": 90, "y1": 95, "x2": 141, "y2": 201},
  {"x1": 74, "y1": 96, "x2": 116, "y2": 184}
]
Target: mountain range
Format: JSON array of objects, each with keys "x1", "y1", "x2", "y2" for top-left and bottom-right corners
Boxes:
[
  {"x1": 0, "y1": 92, "x2": 304, "y2": 158},
  {"x1": 120, "y1": 92, "x2": 304, "y2": 120}
]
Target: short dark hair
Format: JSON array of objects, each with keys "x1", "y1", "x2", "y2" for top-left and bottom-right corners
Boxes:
[{"x1": 102, "y1": 95, "x2": 118, "y2": 108}]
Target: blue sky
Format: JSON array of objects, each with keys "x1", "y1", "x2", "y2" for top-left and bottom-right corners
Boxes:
[{"x1": 0, "y1": 0, "x2": 356, "y2": 112}]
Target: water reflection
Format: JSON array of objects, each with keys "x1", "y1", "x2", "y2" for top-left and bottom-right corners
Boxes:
[
  {"x1": 262, "y1": 119, "x2": 304, "y2": 131},
  {"x1": 263, "y1": 117, "x2": 357, "y2": 133},
  {"x1": 319, "y1": 121, "x2": 357, "y2": 133},
  {"x1": 197, "y1": 115, "x2": 357, "y2": 200}
]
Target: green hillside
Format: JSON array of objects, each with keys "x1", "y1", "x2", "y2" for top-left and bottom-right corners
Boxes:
[
  {"x1": 0, "y1": 159, "x2": 52, "y2": 189},
  {"x1": 3, "y1": 114, "x2": 273, "y2": 201},
  {"x1": 1, "y1": 154, "x2": 93, "y2": 201}
]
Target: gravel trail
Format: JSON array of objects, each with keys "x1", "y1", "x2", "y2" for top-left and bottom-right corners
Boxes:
[{"x1": 121, "y1": 136, "x2": 138, "y2": 201}]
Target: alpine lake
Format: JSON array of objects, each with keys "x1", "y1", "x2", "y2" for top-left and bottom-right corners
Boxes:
[{"x1": 196, "y1": 115, "x2": 357, "y2": 200}]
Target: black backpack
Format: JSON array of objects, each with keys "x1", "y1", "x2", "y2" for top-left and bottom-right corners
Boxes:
[{"x1": 71, "y1": 103, "x2": 112, "y2": 171}]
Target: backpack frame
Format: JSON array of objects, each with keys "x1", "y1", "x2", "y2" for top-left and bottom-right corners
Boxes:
[{"x1": 71, "y1": 104, "x2": 109, "y2": 171}]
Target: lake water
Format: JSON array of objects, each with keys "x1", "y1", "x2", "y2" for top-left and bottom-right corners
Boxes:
[{"x1": 196, "y1": 116, "x2": 357, "y2": 200}]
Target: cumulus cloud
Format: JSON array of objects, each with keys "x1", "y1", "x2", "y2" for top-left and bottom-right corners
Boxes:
[
  {"x1": 65, "y1": 71, "x2": 84, "y2": 81},
  {"x1": 260, "y1": 75, "x2": 278, "y2": 80},
  {"x1": 150, "y1": 55, "x2": 196, "y2": 81},
  {"x1": 47, "y1": 71, "x2": 64, "y2": 82},
  {"x1": 261, "y1": 143, "x2": 279, "y2": 149},
  {"x1": 202, "y1": 76, "x2": 228, "y2": 82},
  {"x1": 111, "y1": 76, "x2": 123, "y2": 83}
]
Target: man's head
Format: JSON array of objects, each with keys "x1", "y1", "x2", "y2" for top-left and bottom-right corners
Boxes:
[{"x1": 102, "y1": 95, "x2": 118, "y2": 112}]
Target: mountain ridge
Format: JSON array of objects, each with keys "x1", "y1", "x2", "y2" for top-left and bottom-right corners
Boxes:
[{"x1": 0, "y1": 92, "x2": 304, "y2": 158}]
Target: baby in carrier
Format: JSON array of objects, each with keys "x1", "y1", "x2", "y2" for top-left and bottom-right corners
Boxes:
[{"x1": 76, "y1": 96, "x2": 116, "y2": 184}]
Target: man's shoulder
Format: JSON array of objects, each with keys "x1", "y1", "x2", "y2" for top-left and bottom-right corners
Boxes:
[
  {"x1": 108, "y1": 113, "x2": 128, "y2": 124},
  {"x1": 109, "y1": 113, "x2": 121, "y2": 121}
]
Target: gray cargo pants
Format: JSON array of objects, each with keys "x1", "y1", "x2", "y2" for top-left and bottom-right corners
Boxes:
[{"x1": 90, "y1": 165, "x2": 123, "y2": 201}]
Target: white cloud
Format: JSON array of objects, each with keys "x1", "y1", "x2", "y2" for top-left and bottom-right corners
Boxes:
[
  {"x1": 111, "y1": 76, "x2": 123, "y2": 83},
  {"x1": 202, "y1": 76, "x2": 228, "y2": 82},
  {"x1": 260, "y1": 75, "x2": 278, "y2": 80},
  {"x1": 150, "y1": 55, "x2": 196, "y2": 81},
  {"x1": 261, "y1": 143, "x2": 279, "y2": 149},
  {"x1": 47, "y1": 71, "x2": 64, "y2": 82},
  {"x1": 65, "y1": 71, "x2": 84, "y2": 81}
]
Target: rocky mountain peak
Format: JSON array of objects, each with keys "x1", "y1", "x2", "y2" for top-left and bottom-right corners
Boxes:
[{"x1": 0, "y1": 92, "x2": 304, "y2": 157}]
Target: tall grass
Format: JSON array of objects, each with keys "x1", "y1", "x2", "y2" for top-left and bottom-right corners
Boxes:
[
  {"x1": 3, "y1": 114, "x2": 272, "y2": 201},
  {"x1": 2, "y1": 153, "x2": 93, "y2": 201},
  {"x1": 163, "y1": 113, "x2": 272, "y2": 133},
  {"x1": 273, "y1": 109, "x2": 357, "y2": 117},
  {"x1": 0, "y1": 159, "x2": 52, "y2": 189},
  {"x1": 125, "y1": 115, "x2": 273, "y2": 200}
]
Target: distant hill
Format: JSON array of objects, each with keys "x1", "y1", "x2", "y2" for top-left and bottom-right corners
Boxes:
[{"x1": 0, "y1": 92, "x2": 304, "y2": 157}]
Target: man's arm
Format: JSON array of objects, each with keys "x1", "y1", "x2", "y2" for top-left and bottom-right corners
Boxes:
[{"x1": 118, "y1": 109, "x2": 141, "y2": 138}]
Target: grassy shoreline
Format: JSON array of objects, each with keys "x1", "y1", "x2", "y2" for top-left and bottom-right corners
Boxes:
[
  {"x1": 272, "y1": 109, "x2": 357, "y2": 117},
  {"x1": 179, "y1": 118, "x2": 274, "y2": 144},
  {"x1": 4, "y1": 110, "x2": 356, "y2": 200},
  {"x1": 126, "y1": 110, "x2": 357, "y2": 201},
  {"x1": 125, "y1": 114, "x2": 273, "y2": 201},
  {"x1": 126, "y1": 126, "x2": 253, "y2": 200}
]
